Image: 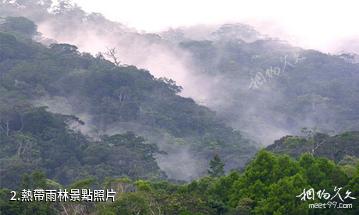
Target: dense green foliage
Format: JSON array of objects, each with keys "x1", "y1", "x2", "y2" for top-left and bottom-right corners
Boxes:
[
  {"x1": 0, "y1": 2, "x2": 358, "y2": 214},
  {"x1": 1, "y1": 151, "x2": 358, "y2": 214},
  {"x1": 0, "y1": 105, "x2": 165, "y2": 188},
  {"x1": 0, "y1": 16, "x2": 37, "y2": 39},
  {"x1": 5, "y1": 0, "x2": 359, "y2": 145},
  {"x1": 75, "y1": 151, "x2": 359, "y2": 214},
  {"x1": 0, "y1": 17, "x2": 256, "y2": 187},
  {"x1": 267, "y1": 131, "x2": 359, "y2": 163}
]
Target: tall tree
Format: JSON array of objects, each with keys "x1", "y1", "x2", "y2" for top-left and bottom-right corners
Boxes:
[{"x1": 208, "y1": 154, "x2": 225, "y2": 177}]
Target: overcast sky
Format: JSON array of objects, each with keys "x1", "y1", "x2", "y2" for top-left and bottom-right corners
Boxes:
[{"x1": 73, "y1": 0, "x2": 359, "y2": 52}]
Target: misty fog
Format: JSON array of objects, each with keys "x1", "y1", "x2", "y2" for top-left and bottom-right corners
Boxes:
[{"x1": 2, "y1": 0, "x2": 359, "y2": 180}]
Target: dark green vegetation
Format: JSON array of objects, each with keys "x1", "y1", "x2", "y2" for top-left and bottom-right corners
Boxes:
[
  {"x1": 0, "y1": 16, "x2": 256, "y2": 188},
  {"x1": 0, "y1": 1, "x2": 359, "y2": 214},
  {"x1": 3, "y1": 0, "x2": 359, "y2": 145},
  {"x1": 0, "y1": 104, "x2": 165, "y2": 188},
  {"x1": 267, "y1": 130, "x2": 359, "y2": 163},
  {"x1": 1, "y1": 151, "x2": 358, "y2": 214}
]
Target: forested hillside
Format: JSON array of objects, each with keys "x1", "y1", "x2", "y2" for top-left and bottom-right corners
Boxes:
[
  {"x1": 176, "y1": 27, "x2": 359, "y2": 143},
  {"x1": 0, "y1": 16, "x2": 256, "y2": 187},
  {"x1": 3, "y1": 1, "x2": 359, "y2": 145},
  {"x1": 0, "y1": 1, "x2": 358, "y2": 214},
  {"x1": 267, "y1": 130, "x2": 359, "y2": 163}
]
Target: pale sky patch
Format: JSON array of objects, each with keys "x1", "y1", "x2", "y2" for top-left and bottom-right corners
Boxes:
[{"x1": 73, "y1": 0, "x2": 359, "y2": 52}]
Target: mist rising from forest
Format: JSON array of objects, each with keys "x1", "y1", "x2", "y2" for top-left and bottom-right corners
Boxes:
[{"x1": 1, "y1": 0, "x2": 352, "y2": 146}]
